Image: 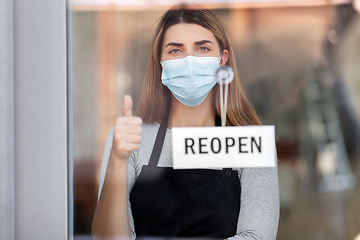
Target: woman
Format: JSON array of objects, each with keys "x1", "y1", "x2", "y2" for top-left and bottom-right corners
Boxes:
[{"x1": 92, "y1": 6, "x2": 279, "y2": 240}]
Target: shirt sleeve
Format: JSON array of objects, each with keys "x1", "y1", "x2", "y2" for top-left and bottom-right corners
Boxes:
[
  {"x1": 98, "y1": 128, "x2": 113, "y2": 201},
  {"x1": 97, "y1": 128, "x2": 137, "y2": 239},
  {"x1": 228, "y1": 166, "x2": 280, "y2": 240},
  {"x1": 227, "y1": 141, "x2": 280, "y2": 240},
  {"x1": 128, "y1": 150, "x2": 137, "y2": 240}
]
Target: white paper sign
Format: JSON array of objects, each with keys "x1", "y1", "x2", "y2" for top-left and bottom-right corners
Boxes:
[{"x1": 172, "y1": 125, "x2": 276, "y2": 169}]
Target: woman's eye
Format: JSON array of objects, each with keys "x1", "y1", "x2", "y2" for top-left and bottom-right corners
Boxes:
[
  {"x1": 199, "y1": 46, "x2": 210, "y2": 52},
  {"x1": 169, "y1": 48, "x2": 180, "y2": 54}
]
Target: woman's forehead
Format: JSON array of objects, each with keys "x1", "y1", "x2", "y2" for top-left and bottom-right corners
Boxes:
[{"x1": 163, "y1": 23, "x2": 217, "y2": 45}]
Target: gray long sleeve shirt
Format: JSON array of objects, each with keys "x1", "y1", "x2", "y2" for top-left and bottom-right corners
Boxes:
[{"x1": 98, "y1": 122, "x2": 280, "y2": 240}]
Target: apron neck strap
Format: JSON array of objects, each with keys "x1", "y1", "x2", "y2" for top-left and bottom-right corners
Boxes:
[
  {"x1": 148, "y1": 111, "x2": 170, "y2": 167},
  {"x1": 148, "y1": 113, "x2": 223, "y2": 167},
  {"x1": 215, "y1": 114, "x2": 221, "y2": 127}
]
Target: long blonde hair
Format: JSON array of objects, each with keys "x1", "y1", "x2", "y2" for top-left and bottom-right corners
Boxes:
[{"x1": 135, "y1": 6, "x2": 261, "y2": 126}]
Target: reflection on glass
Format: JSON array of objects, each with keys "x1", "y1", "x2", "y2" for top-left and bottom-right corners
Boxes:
[{"x1": 71, "y1": 1, "x2": 360, "y2": 239}]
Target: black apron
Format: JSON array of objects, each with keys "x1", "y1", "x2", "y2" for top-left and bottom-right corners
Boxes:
[{"x1": 129, "y1": 113, "x2": 241, "y2": 239}]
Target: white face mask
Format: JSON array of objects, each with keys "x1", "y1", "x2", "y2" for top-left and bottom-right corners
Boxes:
[{"x1": 161, "y1": 55, "x2": 220, "y2": 107}]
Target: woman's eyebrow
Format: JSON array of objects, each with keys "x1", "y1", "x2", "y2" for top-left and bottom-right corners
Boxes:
[
  {"x1": 165, "y1": 42, "x2": 183, "y2": 47},
  {"x1": 194, "y1": 40, "x2": 213, "y2": 45}
]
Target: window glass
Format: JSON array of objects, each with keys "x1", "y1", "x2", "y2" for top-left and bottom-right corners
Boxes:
[{"x1": 71, "y1": 1, "x2": 360, "y2": 239}]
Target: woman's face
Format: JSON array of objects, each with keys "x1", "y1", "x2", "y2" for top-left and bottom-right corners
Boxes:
[{"x1": 160, "y1": 23, "x2": 228, "y2": 65}]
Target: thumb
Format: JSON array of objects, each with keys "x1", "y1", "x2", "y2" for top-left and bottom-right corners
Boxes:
[{"x1": 123, "y1": 95, "x2": 133, "y2": 117}]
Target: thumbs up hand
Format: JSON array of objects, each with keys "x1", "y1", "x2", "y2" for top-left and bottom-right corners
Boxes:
[{"x1": 111, "y1": 95, "x2": 143, "y2": 161}]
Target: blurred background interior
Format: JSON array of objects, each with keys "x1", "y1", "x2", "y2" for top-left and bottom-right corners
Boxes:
[{"x1": 71, "y1": 0, "x2": 360, "y2": 239}]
